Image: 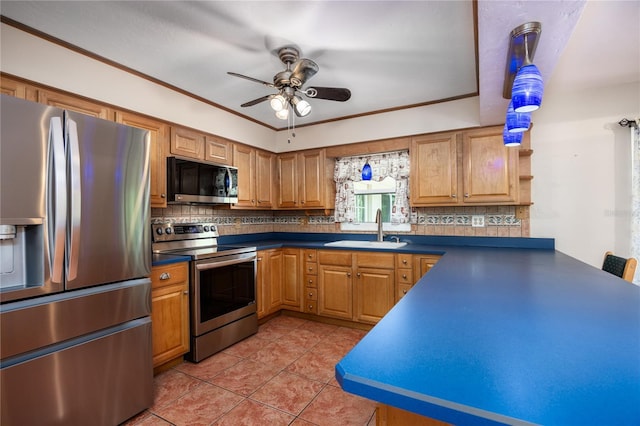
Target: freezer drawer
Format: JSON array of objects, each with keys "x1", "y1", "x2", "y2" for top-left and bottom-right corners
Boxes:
[
  {"x1": 0, "y1": 278, "x2": 151, "y2": 359},
  {"x1": 0, "y1": 317, "x2": 153, "y2": 426}
]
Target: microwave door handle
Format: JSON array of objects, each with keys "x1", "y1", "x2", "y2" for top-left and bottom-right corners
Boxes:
[
  {"x1": 195, "y1": 256, "x2": 255, "y2": 271},
  {"x1": 47, "y1": 117, "x2": 66, "y2": 284},
  {"x1": 66, "y1": 118, "x2": 81, "y2": 281}
]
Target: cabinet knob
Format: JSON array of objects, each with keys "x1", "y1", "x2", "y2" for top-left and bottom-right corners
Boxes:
[
  {"x1": 346, "y1": 272, "x2": 351, "y2": 277},
  {"x1": 356, "y1": 272, "x2": 361, "y2": 278},
  {"x1": 309, "y1": 292, "x2": 313, "y2": 297},
  {"x1": 308, "y1": 254, "x2": 312, "y2": 259},
  {"x1": 160, "y1": 193, "x2": 166, "y2": 198},
  {"x1": 402, "y1": 274, "x2": 407, "y2": 279},
  {"x1": 403, "y1": 289, "x2": 408, "y2": 294},
  {"x1": 251, "y1": 199, "x2": 255, "y2": 204},
  {"x1": 308, "y1": 279, "x2": 313, "y2": 284},
  {"x1": 402, "y1": 259, "x2": 408, "y2": 265},
  {"x1": 183, "y1": 290, "x2": 189, "y2": 295},
  {"x1": 159, "y1": 272, "x2": 171, "y2": 280},
  {"x1": 308, "y1": 305, "x2": 314, "y2": 310},
  {"x1": 464, "y1": 193, "x2": 470, "y2": 198},
  {"x1": 257, "y1": 257, "x2": 263, "y2": 262}
]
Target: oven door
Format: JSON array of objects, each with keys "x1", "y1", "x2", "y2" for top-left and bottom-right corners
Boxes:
[{"x1": 191, "y1": 252, "x2": 256, "y2": 336}]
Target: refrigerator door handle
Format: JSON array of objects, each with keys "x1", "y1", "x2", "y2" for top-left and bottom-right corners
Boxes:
[
  {"x1": 66, "y1": 118, "x2": 81, "y2": 281},
  {"x1": 47, "y1": 117, "x2": 66, "y2": 284}
]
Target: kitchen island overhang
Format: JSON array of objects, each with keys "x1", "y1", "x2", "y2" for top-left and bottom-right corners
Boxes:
[{"x1": 335, "y1": 246, "x2": 640, "y2": 425}]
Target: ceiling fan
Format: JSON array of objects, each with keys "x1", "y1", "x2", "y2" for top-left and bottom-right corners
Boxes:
[{"x1": 228, "y1": 46, "x2": 351, "y2": 120}]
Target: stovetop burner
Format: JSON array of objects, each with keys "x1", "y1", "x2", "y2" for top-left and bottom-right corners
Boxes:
[{"x1": 152, "y1": 222, "x2": 256, "y2": 260}]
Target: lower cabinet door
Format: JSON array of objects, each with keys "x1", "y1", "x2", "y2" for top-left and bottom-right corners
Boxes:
[
  {"x1": 354, "y1": 267, "x2": 395, "y2": 324},
  {"x1": 318, "y1": 265, "x2": 353, "y2": 320}
]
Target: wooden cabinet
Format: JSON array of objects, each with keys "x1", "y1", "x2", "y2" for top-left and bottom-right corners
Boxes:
[
  {"x1": 354, "y1": 252, "x2": 395, "y2": 324},
  {"x1": 256, "y1": 248, "x2": 284, "y2": 318},
  {"x1": 277, "y1": 149, "x2": 329, "y2": 209},
  {"x1": 395, "y1": 253, "x2": 414, "y2": 302},
  {"x1": 38, "y1": 89, "x2": 112, "y2": 119},
  {"x1": 233, "y1": 144, "x2": 275, "y2": 209},
  {"x1": 461, "y1": 126, "x2": 519, "y2": 204},
  {"x1": 116, "y1": 111, "x2": 169, "y2": 208},
  {"x1": 170, "y1": 126, "x2": 205, "y2": 160},
  {"x1": 267, "y1": 249, "x2": 284, "y2": 314},
  {"x1": 413, "y1": 255, "x2": 441, "y2": 279},
  {"x1": 410, "y1": 126, "x2": 518, "y2": 206},
  {"x1": 281, "y1": 248, "x2": 302, "y2": 311},
  {"x1": 410, "y1": 131, "x2": 459, "y2": 205},
  {"x1": 150, "y1": 262, "x2": 189, "y2": 368},
  {"x1": 302, "y1": 249, "x2": 318, "y2": 314},
  {"x1": 317, "y1": 250, "x2": 394, "y2": 324},
  {"x1": 0, "y1": 76, "x2": 36, "y2": 101},
  {"x1": 256, "y1": 251, "x2": 268, "y2": 319},
  {"x1": 318, "y1": 250, "x2": 354, "y2": 320},
  {"x1": 205, "y1": 135, "x2": 233, "y2": 165}
]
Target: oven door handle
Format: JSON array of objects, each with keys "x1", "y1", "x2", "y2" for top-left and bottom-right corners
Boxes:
[{"x1": 195, "y1": 256, "x2": 255, "y2": 271}]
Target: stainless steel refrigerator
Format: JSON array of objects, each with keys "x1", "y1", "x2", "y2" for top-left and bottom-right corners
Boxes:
[{"x1": 0, "y1": 94, "x2": 153, "y2": 425}]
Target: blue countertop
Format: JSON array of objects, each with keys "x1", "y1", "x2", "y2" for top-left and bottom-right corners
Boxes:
[{"x1": 335, "y1": 246, "x2": 640, "y2": 425}]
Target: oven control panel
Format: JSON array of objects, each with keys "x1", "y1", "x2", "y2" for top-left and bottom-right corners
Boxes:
[{"x1": 152, "y1": 222, "x2": 219, "y2": 242}]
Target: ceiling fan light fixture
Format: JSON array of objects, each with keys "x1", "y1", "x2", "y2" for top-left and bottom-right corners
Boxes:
[
  {"x1": 270, "y1": 94, "x2": 287, "y2": 112},
  {"x1": 292, "y1": 96, "x2": 311, "y2": 117},
  {"x1": 275, "y1": 107, "x2": 289, "y2": 120}
]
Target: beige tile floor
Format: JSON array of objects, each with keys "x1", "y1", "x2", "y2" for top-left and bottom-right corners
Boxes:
[{"x1": 124, "y1": 315, "x2": 377, "y2": 425}]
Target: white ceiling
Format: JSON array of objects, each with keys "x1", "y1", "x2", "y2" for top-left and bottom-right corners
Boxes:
[{"x1": 1, "y1": 1, "x2": 637, "y2": 130}]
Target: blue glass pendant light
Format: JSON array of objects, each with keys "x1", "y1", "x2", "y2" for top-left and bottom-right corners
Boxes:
[
  {"x1": 503, "y1": 123, "x2": 523, "y2": 147},
  {"x1": 512, "y1": 32, "x2": 543, "y2": 112},
  {"x1": 361, "y1": 160, "x2": 372, "y2": 181},
  {"x1": 506, "y1": 100, "x2": 531, "y2": 133}
]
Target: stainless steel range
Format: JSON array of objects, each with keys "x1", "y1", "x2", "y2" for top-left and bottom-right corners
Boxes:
[{"x1": 152, "y1": 222, "x2": 257, "y2": 363}]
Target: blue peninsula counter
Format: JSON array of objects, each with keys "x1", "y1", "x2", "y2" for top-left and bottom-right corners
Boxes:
[{"x1": 335, "y1": 246, "x2": 640, "y2": 425}]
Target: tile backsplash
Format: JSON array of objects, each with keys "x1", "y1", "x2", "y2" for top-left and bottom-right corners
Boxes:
[{"x1": 152, "y1": 205, "x2": 529, "y2": 238}]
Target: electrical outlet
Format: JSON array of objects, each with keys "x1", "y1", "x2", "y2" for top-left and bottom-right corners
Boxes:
[{"x1": 472, "y1": 215, "x2": 485, "y2": 227}]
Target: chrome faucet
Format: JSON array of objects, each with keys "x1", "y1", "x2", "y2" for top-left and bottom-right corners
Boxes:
[{"x1": 375, "y1": 208, "x2": 384, "y2": 242}]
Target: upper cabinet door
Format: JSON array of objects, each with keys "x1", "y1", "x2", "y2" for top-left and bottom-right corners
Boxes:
[
  {"x1": 116, "y1": 112, "x2": 169, "y2": 208},
  {"x1": 298, "y1": 149, "x2": 325, "y2": 208},
  {"x1": 255, "y1": 149, "x2": 275, "y2": 209},
  {"x1": 462, "y1": 126, "x2": 519, "y2": 204},
  {"x1": 205, "y1": 136, "x2": 233, "y2": 165},
  {"x1": 277, "y1": 153, "x2": 299, "y2": 209},
  {"x1": 410, "y1": 132, "x2": 459, "y2": 205},
  {"x1": 38, "y1": 89, "x2": 112, "y2": 120},
  {"x1": 170, "y1": 126, "x2": 204, "y2": 160},
  {"x1": 233, "y1": 144, "x2": 256, "y2": 208}
]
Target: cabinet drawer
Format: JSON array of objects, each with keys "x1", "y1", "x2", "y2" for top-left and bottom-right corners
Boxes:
[
  {"x1": 305, "y1": 300, "x2": 318, "y2": 314},
  {"x1": 396, "y1": 268, "x2": 413, "y2": 285},
  {"x1": 303, "y1": 249, "x2": 317, "y2": 262},
  {"x1": 304, "y1": 275, "x2": 317, "y2": 288},
  {"x1": 355, "y1": 252, "x2": 394, "y2": 268},
  {"x1": 318, "y1": 250, "x2": 352, "y2": 266},
  {"x1": 397, "y1": 283, "x2": 413, "y2": 302},
  {"x1": 396, "y1": 253, "x2": 412, "y2": 269},
  {"x1": 305, "y1": 288, "x2": 317, "y2": 301},
  {"x1": 305, "y1": 262, "x2": 317, "y2": 275},
  {"x1": 151, "y1": 263, "x2": 188, "y2": 289}
]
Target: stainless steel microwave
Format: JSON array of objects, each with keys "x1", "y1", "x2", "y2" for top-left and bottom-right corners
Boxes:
[{"x1": 167, "y1": 157, "x2": 239, "y2": 204}]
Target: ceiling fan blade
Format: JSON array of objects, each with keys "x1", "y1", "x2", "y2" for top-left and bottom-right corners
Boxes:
[
  {"x1": 241, "y1": 95, "x2": 271, "y2": 107},
  {"x1": 290, "y1": 58, "x2": 319, "y2": 87},
  {"x1": 227, "y1": 72, "x2": 274, "y2": 88},
  {"x1": 305, "y1": 87, "x2": 351, "y2": 102}
]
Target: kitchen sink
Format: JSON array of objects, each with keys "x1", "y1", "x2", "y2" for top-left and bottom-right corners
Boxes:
[{"x1": 324, "y1": 240, "x2": 407, "y2": 249}]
